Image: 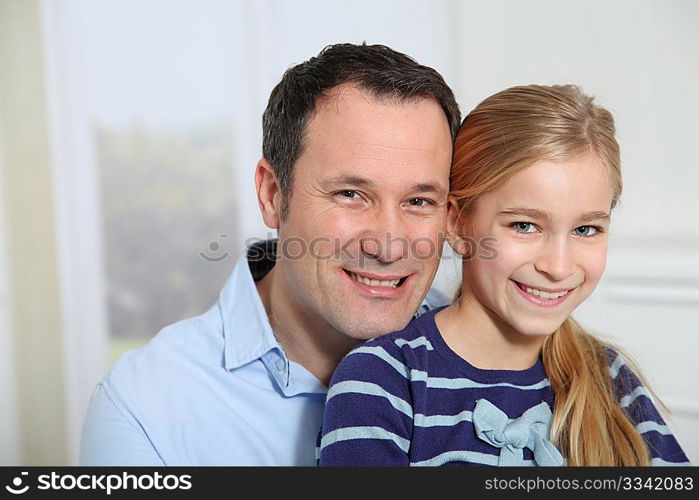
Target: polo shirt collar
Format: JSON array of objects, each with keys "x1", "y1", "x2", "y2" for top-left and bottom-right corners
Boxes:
[
  {"x1": 218, "y1": 240, "x2": 328, "y2": 396},
  {"x1": 220, "y1": 245, "x2": 283, "y2": 372}
]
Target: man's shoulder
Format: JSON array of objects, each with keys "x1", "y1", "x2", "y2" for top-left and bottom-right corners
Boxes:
[
  {"x1": 418, "y1": 286, "x2": 451, "y2": 316},
  {"x1": 346, "y1": 306, "x2": 441, "y2": 368},
  {"x1": 104, "y1": 306, "x2": 224, "y2": 399}
]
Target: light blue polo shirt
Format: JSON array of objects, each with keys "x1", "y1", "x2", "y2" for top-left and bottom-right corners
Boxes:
[{"x1": 80, "y1": 243, "x2": 447, "y2": 465}]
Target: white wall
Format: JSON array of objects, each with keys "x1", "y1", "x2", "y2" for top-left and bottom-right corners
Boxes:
[
  {"x1": 235, "y1": 0, "x2": 459, "y2": 245},
  {"x1": 450, "y1": 0, "x2": 699, "y2": 461}
]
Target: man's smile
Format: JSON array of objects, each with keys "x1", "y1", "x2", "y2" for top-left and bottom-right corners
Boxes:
[
  {"x1": 343, "y1": 269, "x2": 410, "y2": 288},
  {"x1": 342, "y1": 268, "x2": 413, "y2": 297}
]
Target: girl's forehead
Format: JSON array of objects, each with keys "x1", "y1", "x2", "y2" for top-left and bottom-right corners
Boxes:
[{"x1": 477, "y1": 156, "x2": 615, "y2": 215}]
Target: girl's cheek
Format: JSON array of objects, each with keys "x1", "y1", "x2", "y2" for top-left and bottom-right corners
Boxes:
[
  {"x1": 493, "y1": 238, "x2": 534, "y2": 269},
  {"x1": 580, "y1": 244, "x2": 608, "y2": 286}
]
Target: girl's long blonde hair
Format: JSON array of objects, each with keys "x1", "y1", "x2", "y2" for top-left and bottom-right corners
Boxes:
[{"x1": 451, "y1": 84, "x2": 650, "y2": 465}]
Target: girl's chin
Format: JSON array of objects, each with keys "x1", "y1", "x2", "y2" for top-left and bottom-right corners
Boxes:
[{"x1": 508, "y1": 317, "x2": 567, "y2": 338}]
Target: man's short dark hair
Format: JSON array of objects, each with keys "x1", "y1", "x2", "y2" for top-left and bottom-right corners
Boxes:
[{"x1": 262, "y1": 42, "x2": 461, "y2": 219}]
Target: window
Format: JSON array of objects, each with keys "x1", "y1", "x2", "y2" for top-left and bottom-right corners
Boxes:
[{"x1": 80, "y1": 0, "x2": 242, "y2": 361}]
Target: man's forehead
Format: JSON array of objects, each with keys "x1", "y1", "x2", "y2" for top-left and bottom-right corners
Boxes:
[
  {"x1": 306, "y1": 89, "x2": 451, "y2": 149},
  {"x1": 318, "y1": 82, "x2": 370, "y2": 105},
  {"x1": 314, "y1": 82, "x2": 439, "y2": 117},
  {"x1": 296, "y1": 82, "x2": 452, "y2": 193}
]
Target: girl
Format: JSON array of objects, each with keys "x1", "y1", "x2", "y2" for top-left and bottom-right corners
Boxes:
[{"x1": 317, "y1": 84, "x2": 690, "y2": 466}]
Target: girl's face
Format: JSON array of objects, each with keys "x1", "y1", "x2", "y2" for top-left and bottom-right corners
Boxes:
[{"x1": 448, "y1": 153, "x2": 614, "y2": 338}]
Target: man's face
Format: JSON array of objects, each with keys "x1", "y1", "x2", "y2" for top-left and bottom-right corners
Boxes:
[{"x1": 276, "y1": 85, "x2": 453, "y2": 339}]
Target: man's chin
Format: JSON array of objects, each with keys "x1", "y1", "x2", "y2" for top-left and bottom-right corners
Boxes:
[{"x1": 335, "y1": 310, "x2": 416, "y2": 340}]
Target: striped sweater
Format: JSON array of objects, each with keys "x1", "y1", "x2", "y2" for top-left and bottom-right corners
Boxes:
[{"x1": 318, "y1": 306, "x2": 690, "y2": 466}]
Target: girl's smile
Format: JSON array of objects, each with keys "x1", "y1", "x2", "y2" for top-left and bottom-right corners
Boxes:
[{"x1": 511, "y1": 279, "x2": 578, "y2": 308}]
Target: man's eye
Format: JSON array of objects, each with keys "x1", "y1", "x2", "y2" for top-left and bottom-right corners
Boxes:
[
  {"x1": 406, "y1": 198, "x2": 432, "y2": 208},
  {"x1": 512, "y1": 222, "x2": 537, "y2": 233},
  {"x1": 337, "y1": 190, "x2": 361, "y2": 199},
  {"x1": 574, "y1": 225, "x2": 599, "y2": 237}
]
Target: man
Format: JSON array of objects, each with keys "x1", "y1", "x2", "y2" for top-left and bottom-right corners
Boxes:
[{"x1": 80, "y1": 43, "x2": 461, "y2": 465}]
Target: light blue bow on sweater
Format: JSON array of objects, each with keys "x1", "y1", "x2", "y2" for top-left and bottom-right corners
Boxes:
[{"x1": 472, "y1": 399, "x2": 564, "y2": 466}]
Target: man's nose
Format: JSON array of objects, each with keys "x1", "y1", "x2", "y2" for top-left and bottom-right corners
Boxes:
[
  {"x1": 534, "y1": 235, "x2": 576, "y2": 282},
  {"x1": 359, "y1": 208, "x2": 409, "y2": 264}
]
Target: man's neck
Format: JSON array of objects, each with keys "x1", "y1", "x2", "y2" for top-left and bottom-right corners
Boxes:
[{"x1": 255, "y1": 266, "x2": 360, "y2": 386}]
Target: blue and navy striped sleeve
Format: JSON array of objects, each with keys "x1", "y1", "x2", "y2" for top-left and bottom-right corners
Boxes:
[
  {"x1": 318, "y1": 339, "x2": 414, "y2": 466},
  {"x1": 608, "y1": 350, "x2": 691, "y2": 466}
]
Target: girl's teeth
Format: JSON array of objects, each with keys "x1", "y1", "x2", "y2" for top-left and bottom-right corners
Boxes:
[{"x1": 523, "y1": 284, "x2": 568, "y2": 300}]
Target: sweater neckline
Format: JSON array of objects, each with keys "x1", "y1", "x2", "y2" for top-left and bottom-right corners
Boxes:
[{"x1": 419, "y1": 306, "x2": 547, "y2": 385}]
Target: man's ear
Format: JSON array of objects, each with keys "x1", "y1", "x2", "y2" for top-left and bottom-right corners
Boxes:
[
  {"x1": 446, "y1": 195, "x2": 469, "y2": 257},
  {"x1": 255, "y1": 158, "x2": 282, "y2": 229}
]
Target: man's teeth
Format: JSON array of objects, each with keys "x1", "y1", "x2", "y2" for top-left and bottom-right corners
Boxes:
[
  {"x1": 349, "y1": 272, "x2": 400, "y2": 288},
  {"x1": 521, "y1": 284, "x2": 569, "y2": 300}
]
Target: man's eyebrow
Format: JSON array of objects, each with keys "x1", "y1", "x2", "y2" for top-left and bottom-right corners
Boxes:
[
  {"x1": 320, "y1": 175, "x2": 374, "y2": 189},
  {"x1": 320, "y1": 177, "x2": 447, "y2": 196},
  {"x1": 409, "y1": 183, "x2": 448, "y2": 196}
]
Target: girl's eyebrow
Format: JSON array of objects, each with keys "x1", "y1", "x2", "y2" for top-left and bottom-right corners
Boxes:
[
  {"x1": 499, "y1": 207, "x2": 610, "y2": 224},
  {"x1": 575, "y1": 211, "x2": 610, "y2": 224},
  {"x1": 499, "y1": 208, "x2": 550, "y2": 220}
]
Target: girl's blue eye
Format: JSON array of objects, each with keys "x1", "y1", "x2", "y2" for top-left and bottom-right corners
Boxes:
[
  {"x1": 574, "y1": 225, "x2": 598, "y2": 237},
  {"x1": 513, "y1": 222, "x2": 537, "y2": 233}
]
